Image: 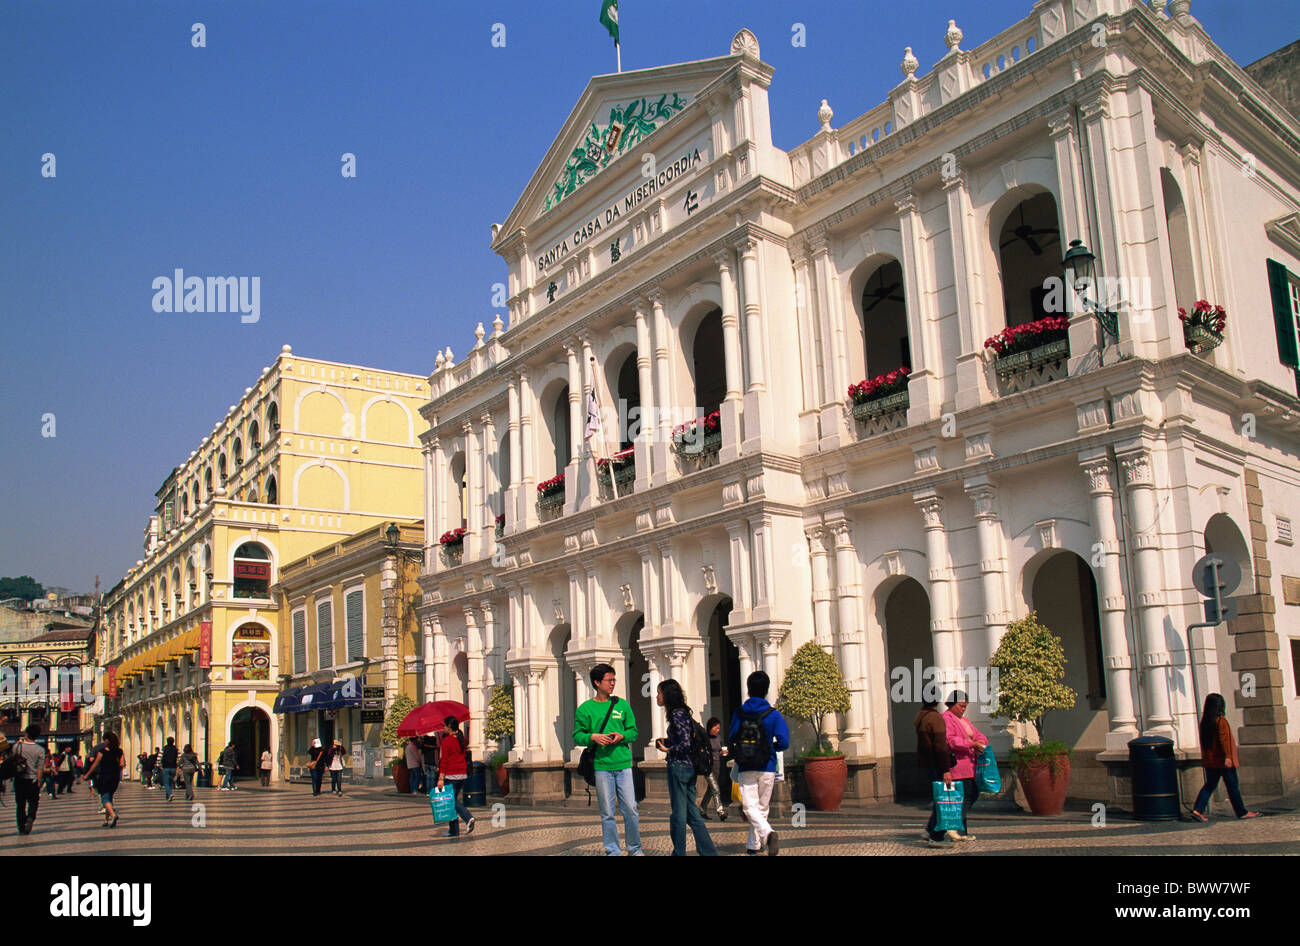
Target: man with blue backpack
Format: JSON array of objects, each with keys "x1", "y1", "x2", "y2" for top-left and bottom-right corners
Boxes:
[{"x1": 727, "y1": 671, "x2": 790, "y2": 856}]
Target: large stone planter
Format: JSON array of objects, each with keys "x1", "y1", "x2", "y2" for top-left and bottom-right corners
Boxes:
[{"x1": 1015, "y1": 752, "x2": 1071, "y2": 816}]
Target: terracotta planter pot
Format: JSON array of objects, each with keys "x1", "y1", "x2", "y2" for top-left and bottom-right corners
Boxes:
[
  {"x1": 803, "y1": 755, "x2": 848, "y2": 811},
  {"x1": 392, "y1": 761, "x2": 410, "y2": 794},
  {"x1": 495, "y1": 763, "x2": 509, "y2": 797},
  {"x1": 1015, "y1": 753, "x2": 1070, "y2": 815}
]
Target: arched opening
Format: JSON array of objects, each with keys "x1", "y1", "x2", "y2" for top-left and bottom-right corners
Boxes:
[
  {"x1": 880, "y1": 577, "x2": 933, "y2": 799},
  {"x1": 497, "y1": 433, "x2": 511, "y2": 523},
  {"x1": 452, "y1": 651, "x2": 469, "y2": 707},
  {"x1": 232, "y1": 438, "x2": 243, "y2": 469},
  {"x1": 549, "y1": 384, "x2": 571, "y2": 476},
  {"x1": 448, "y1": 453, "x2": 467, "y2": 529},
  {"x1": 1161, "y1": 169, "x2": 1197, "y2": 311},
  {"x1": 1028, "y1": 551, "x2": 1107, "y2": 748},
  {"x1": 232, "y1": 542, "x2": 271, "y2": 598},
  {"x1": 203, "y1": 467, "x2": 213, "y2": 499},
  {"x1": 614, "y1": 352, "x2": 640, "y2": 451},
  {"x1": 859, "y1": 259, "x2": 911, "y2": 379},
  {"x1": 248, "y1": 420, "x2": 261, "y2": 449},
  {"x1": 265, "y1": 475, "x2": 278, "y2": 506},
  {"x1": 1203, "y1": 514, "x2": 1255, "y2": 596},
  {"x1": 549, "y1": 624, "x2": 574, "y2": 758},
  {"x1": 217, "y1": 453, "x2": 228, "y2": 487},
  {"x1": 230, "y1": 706, "x2": 270, "y2": 783},
  {"x1": 617, "y1": 614, "x2": 651, "y2": 762},
  {"x1": 997, "y1": 191, "x2": 1063, "y2": 327},
  {"x1": 703, "y1": 597, "x2": 741, "y2": 729},
  {"x1": 690, "y1": 308, "x2": 725, "y2": 417},
  {"x1": 266, "y1": 402, "x2": 280, "y2": 433}
]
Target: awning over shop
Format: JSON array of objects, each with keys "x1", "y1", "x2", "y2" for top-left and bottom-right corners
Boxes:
[
  {"x1": 295, "y1": 683, "x2": 332, "y2": 712},
  {"x1": 183, "y1": 627, "x2": 202, "y2": 653},
  {"x1": 314, "y1": 678, "x2": 362, "y2": 711},
  {"x1": 272, "y1": 687, "x2": 303, "y2": 714}
]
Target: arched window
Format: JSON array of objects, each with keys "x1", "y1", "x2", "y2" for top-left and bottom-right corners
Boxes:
[
  {"x1": 232, "y1": 542, "x2": 271, "y2": 599},
  {"x1": 233, "y1": 438, "x2": 243, "y2": 468},
  {"x1": 265, "y1": 475, "x2": 278, "y2": 506},
  {"x1": 204, "y1": 467, "x2": 213, "y2": 499},
  {"x1": 248, "y1": 420, "x2": 261, "y2": 449},
  {"x1": 448, "y1": 453, "x2": 468, "y2": 529},
  {"x1": 550, "y1": 385, "x2": 571, "y2": 475},
  {"x1": 691, "y1": 309, "x2": 725, "y2": 417},
  {"x1": 615, "y1": 352, "x2": 640, "y2": 451},
  {"x1": 497, "y1": 432, "x2": 511, "y2": 518},
  {"x1": 859, "y1": 259, "x2": 911, "y2": 378},
  {"x1": 181, "y1": 495, "x2": 189, "y2": 518},
  {"x1": 217, "y1": 453, "x2": 227, "y2": 485},
  {"x1": 266, "y1": 403, "x2": 280, "y2": 433},
  {"x1": 997, "y1": 192, "x2": 1062, "y2": 327},
  {"x1": 1161, "y1": 169, "x2": 1197, "y2": 311}
]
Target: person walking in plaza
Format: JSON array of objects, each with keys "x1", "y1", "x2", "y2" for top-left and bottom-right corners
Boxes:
[
  {"x1": 916, "y1": 696, "x2": 954, "y2": 848},
  {"x1": 42, "y1": 750, "x2": 59, "y2": 799},
  {"x1": 260, "y1": 748, "x2": 272, "y2": 786},
  {"x1": 697, "y1": 717, "x2": 728, "y2": 821},
  {"x1": 307, "y1": 738, "x2": 327, "y2": 796},
  {"x1": 942, "y1": 691, "x2": 987, "y2": 842},
  {"x1": 82, "y1": 732, "x2": 123, "y2": 828},
  {"x1": 728, "y1": 670, "x2": 790, "y2": 855},
  {"x1": 179, "y1": 744, "x2": 200, "y2": 801},
  {"x1": 328, "y1": 740, "x2": 347, "y2": 796},
  {"x1": 405, "y1": 737, "x2": 425, "y2": 794},
  {"x1": 574, "y1": 663, "x2": 641, "y2": 856},
  {"x1": 217, "y1": 740, "x2": 239, "y2": 791},
  {"x1": 11, "y1": 725, "x2": 46, "y2": 835},
  {"x1": 58, "y1": 749, "x2": 77, "y2": 794},
  {"x1": 654, "y1": 679, "x2": 718, "y2": 856},
  {"x1": 1191, "y1": 693, "x2": 1261, "y2": 822},
  {"x1": 140, "y1": 749, "x2": 157, "y2": 790},
  {"x1": 159, "y1": 738, "x2": 179, "y2": 802},
  {"x1": 435, "y1": 717, "x2": 476, "y2": 837},
  {"x1": 419, "y1": 732, "x2": 440, "y2": 794}
]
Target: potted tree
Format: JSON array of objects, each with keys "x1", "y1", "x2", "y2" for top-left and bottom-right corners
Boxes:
[
  {"x1": 989, "y1": 612, "x2": 1077, "y2": 815},
  {"x1": 483, "y1": 683, "x2": 514, "y2": 796},
  {"x1": 381, "y1": 693, "x2": 416, "y2": 794},
  {"x1": 777, "y1": 641, "x2": 852, "y2": 811}
]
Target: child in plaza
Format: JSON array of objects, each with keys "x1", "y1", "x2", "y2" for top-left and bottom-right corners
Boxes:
[
  {"x1": 728, "y1": 671, "x2": 790, "y2": 855},
  {"x1": 697, "y1": 716, "x2": 727, "y2": 821},
  {"x1": 574, "y1": 663, "x2": 640, "y2": 855},
  {"x1": 328, "y1": 739, "x2": 347, "y2": 795}
]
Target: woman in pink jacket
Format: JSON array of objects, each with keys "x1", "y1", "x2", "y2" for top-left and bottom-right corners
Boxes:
[{"x1": 942, "y1": 690, "x2": 988, "y2": 842}]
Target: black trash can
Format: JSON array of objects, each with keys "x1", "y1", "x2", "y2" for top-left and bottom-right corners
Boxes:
[
  {"x1": 465, "y1": 762, "x2": 487, "y2": 808},
  {"x1": 1129, "y1": 736, "x2": 1179, "y2": 820},
  {"x1": 196, "y1": 763, "x2": 214, "y2": 788}
]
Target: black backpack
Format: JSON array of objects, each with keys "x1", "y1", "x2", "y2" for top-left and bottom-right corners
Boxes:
[
  {"x1": 731, "y1": 707, "x2": 776, "y2": 771},
  {"x1": 689, "y1": 719, "x2": 714, "y2": 777}
]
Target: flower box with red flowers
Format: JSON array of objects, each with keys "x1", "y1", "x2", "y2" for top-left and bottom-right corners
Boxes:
[
  {"x1": 848, "y1": 366, "x2": 910, "y2": 419},
  {"x1": 536, "y1": 473, "x2": 566, "y2": 509},
  {"x1": 984, "y1": 316, "x2": 1070, "y2": 376},
  {"x1": 1179, "y1": 300, "x2": 1226, "y2": 353},
  {"x1": 596, "y1": 447, "x2": 636, "y2": 486},
  {"x1": 671, "y1": 411, "x2": 722, "y2": 457},
  {"x1": 438, "y1": 528, "x2": 467, "y2": 548},
  {"x1": 494, "y1": 514, "x2": 505, "y2": 538}
]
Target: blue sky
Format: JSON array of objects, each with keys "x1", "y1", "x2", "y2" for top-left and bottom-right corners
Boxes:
[{"x1": 0, "y1": 0, "x2": 1293, "y2": 592}]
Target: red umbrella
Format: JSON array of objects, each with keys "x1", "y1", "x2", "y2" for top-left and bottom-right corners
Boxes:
[{"x1": 396, "y1": 700, "x2": 470, "y2": 737}]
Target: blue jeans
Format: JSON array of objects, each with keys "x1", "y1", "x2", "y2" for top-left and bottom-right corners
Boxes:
[
  {"x1": 220, "y1": 767, "x2": 234, "y2": 789},
  {"x1": 161, "y1": 767, "x2": 176, "y2": 800},
  {"x1": 422, "y1": 764, "x2": 438, "y2": 793},
  {"x1": 668, "y1": 762, "x2": 717, "y2": 856},
  {"x1": 409, "y1": 765, "x2": 426, "y2": 794},
  {"x1": 445, "y1": 780, "x2": 474, "y2": 835},
  {"x1": 594, "y1": 768, "x2": 640, "y2": 856},
  {"x1": 1194, "y1": 767, "x2": 1248, "y2": 817}
]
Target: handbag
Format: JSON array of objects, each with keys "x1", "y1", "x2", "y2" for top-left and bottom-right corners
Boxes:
[
  {"x1": 975, "y1": 745, "x2": 1001, "y2": 793},
  {"x1": 430, "y1": 785, "x2": 456, "y2": 822},
  {"x1": 932, "y1": 780, "x2": 965, "y2": 832},
  {"x1": 577, "y1": 697, "x2": 618, "y2": 787}
]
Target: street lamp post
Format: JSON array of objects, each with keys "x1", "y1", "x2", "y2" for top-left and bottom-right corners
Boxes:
[{"x1": 1062, "y1": 239, "x2": 1120, "y2": 361}]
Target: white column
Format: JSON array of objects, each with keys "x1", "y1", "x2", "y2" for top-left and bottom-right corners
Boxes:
[
  {"x1": 507, "y1": 379, "x2": 521, "y2": 531},
  {"x1": 1080, "y1": 456, "x2": 1140, "y2": 750},
  {"x1": 518, "y1": 372, "x2": 537, "y2": 529},
  {"x1": 1118, "y1": 448, "x2": 1175, "y2": 736},
  {"x1": 422, "y1": 617, "x2": 435, "y2": 705},
  {"x1": 422, "y1": 442, "x2": 435, "y2": 561},
  {"x1": 945, "y1": 175, "x2": 992, "y2": 412},
  {"x1": 830, "y1": 519, "x2": 869, "y2": 749},
  {"x1": 463, "y1": 420, "x2": 479, "y2": 542},
  {"x1": 480, "y1": 412, "x2": 497, "y2": 553},
  {"x1": 715, "y1": 249, "x2": 744, "y2": 462},
  {"x1": 896, "y1": 192, "x2": 942, "y2": 422},
  {"x1": 650, "y1": 290, "x2": 672, "y2": 487},
  {"x1": 914, "y1": 491, "x2": 958, "y2": 686},
  {"x1": 965, "y1": 478, "x2": 1010, "y2": 663},
  {"x1": 810, "y1": 238, "x2": 849, "y2": 446},
  {"x1": 433, "y1": 625, "x2": 449, "y2": 701},
  {"x1": 633, "y1": 302, "x2": 655, "y2": 489},
  {"x1": 725, "y1": 522, "x2": 752, "y2": 623},
  {"x1": 526, "y1": 669, "x2": 543, "y2": 753},
  {"x1": 808, "y1": 526, "x2": 835, "y2": 645},
  {"x1": 464, "y1": 606, "x2": 485, "y2": 753}
]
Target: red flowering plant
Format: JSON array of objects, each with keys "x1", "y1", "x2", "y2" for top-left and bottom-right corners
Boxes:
[
  {"x1": 595, "y1": 447, "x2": 635, "y2": 473},
  {"x1": 1177, "y1": 300, "x2": 1227, "y2": 335},
  {"x1": 495, "y1": 514, "x2": 505, "y2": 526},
  {"x1": 537, "y1": 472, "x2": 565, "y2": 498},
  {"x1": 983, "y1": 316, "x2": 1069, "y2": 358},
  {"x1": 847, "y1": 365, "x2": 910, "y2": 404},
  {"x1": 438, "y1": 528, "x2": 467, "y2": 547},
  {"x1": 671, "y1": 411, "x2": 721, "y2": 454}
]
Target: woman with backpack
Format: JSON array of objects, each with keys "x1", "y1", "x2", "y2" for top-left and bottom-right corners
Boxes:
[
  {"x1": 1191, "y1": 693, "x2": 1261, "y2": 822},
  {"x1": 82, "y1": 732, "x2": 123, "y2": 828},
  {"x1": 653, "y1": 679, "x2": 717, "y2": 856},
  {"x1": 434, "y1": 716, "x2": 476, "y2": 837}
]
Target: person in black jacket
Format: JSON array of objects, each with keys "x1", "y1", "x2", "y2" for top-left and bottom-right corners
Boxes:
[
  {"x1": 419, "y1": 733, "x2": 441, "y2": 796},
  {"x1": 915, "y1": 697, "x2": 954, "y2": 848},
  {"x1": 159, "y1": 738, "x2": 179, "y2": 802}
]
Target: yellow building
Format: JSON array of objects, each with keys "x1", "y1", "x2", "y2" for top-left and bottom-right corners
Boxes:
[
  {"x1": 98, "y1": 346, "x2": 426, "y2": 781},
  {"x1": 1, "y1": 625, "x2": 96, "y2": 751},
  {"x1": 272, "y1": 519, "x2": 423, "y2": 783}
]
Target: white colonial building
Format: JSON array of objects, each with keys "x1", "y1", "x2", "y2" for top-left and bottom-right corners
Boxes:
[{"x1": 415, "y1": 0, "x2": 1300, "y2": 807}]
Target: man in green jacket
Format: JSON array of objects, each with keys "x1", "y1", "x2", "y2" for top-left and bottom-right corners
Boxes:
[{"x1": 574, "y1": 663, "x2": 641, "y2": 855}]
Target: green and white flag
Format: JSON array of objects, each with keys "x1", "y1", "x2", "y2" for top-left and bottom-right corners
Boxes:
[{"x1": 600, "y1": 0, "x2": 619, "y2": 44}]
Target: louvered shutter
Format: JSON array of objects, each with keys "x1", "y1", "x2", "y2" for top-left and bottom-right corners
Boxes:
[
  {"x1": 317, "y1": 601, "x2": 333, "y2": 668},
  {"x1": 1268, "y1": 259, "x2": 1299, "y2": 368},
  {"x1": 292, "y1": 610, "x2": 306, "y2": 674},
  {"x1": 346, "y1": 590, "x2": 364, "y2": 662}
]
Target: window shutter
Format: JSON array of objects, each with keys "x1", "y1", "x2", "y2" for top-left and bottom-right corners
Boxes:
[
  {"x1": 346, "y1": 590, "x2": 364, "y2": 662},
  {"x1": 317, "y1": 601, "x2": 333, "y2": 668},
  {"x1": 292, "y1": 610, "x2": 306, "y2": 674},
  {"x1": 1268, "y1": 259, "x2": 1299, "y2": 368}
]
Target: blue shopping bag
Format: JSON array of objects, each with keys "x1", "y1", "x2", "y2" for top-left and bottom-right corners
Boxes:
[
  {"x1": 932, "y1": 780, "x2": 964, "y2": 832},
  {"x1": 975, "y1": 746, "x2": 1001, "y2": 794},
  {"x1": 430, "y1": 785, "x2": 456, "y2": 822}
]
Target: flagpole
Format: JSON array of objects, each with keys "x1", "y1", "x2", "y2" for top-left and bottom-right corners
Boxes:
[{"x1": 616, "y1": 41, "x2": 621, "y2": 73}]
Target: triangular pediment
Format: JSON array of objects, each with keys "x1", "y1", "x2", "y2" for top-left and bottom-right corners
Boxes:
[
  {"x1": 1267, "y1": 212, "x2": 1300, "y2": 257},
  {"x1": 496, "y1": 55, "x2": 743, "y2": 244}
]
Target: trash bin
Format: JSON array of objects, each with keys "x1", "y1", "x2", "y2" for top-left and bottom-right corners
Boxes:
[
  {"x1": 465, "y1": 762, "x2": 487, "y2": 808},
  {"x1": 1129, "y1": 736, "x2": 1179, "y2": 820},
  {"x1": 196, "y1": 763, "x2": 214, "y2": 788}
]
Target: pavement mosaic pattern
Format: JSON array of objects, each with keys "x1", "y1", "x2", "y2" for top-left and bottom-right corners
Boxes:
[{"x1": 4, "y1": 781, "x2": 1297, "y2": 855}]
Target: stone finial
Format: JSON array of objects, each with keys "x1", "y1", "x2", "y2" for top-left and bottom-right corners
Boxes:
[
  {"x1": 901, "y1": 46, "x2": 919, "y2": 79},
  {"x1": 281, "y1": 344, "x2": 292, "y2": 353},
  {"x1": 244, "y1": 387, "x2": 252, "y2": 395},
  {"x1": 490, "y1": 222, "x2": 501, "y2": 243},
  {"x1": 435, "y1": 351, "x2": 445, "y2": 369},
  {"x1": 474, "y1": 322, "x2": 486, "y2": 348},
  {"x1": 1168, "y1": 0, "x2": 1190, "y2": 17},
  {"x1": 731, "y1": 28, "x2": 760, "y2": 59},
  {"x1": 492, "y1": 314, "x2": 504, "y2": 337},
  {"x1": 817, "y1": 99, "x2": 834, "y2": 131},
  {"x1": 945, "y1": 19, "x2": 963, "y2": 54},
  {"x1": 444, "y1": 346, "x2": 454, "y2": 364}
]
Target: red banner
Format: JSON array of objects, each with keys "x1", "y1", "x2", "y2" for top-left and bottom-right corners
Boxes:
[
  {"x1": 106, "y1": 665, "x2": 117, "y2": 698},
  {"x1": 200, "y1": 621, "x2": 212, "y2": 669},
  {"x1": 234, "y1": 561, "x2": 270, "y2": 580},
  {"x1": 60, "y1": 687, "x2": 75, "y2": 714}
]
